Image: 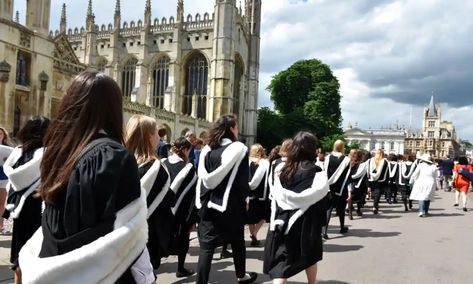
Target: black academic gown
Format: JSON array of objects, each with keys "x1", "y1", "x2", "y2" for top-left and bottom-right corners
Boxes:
[
  {"x1": 162, "y1": 156, "x2": 197, "y2": 255},
  {"x1": 327, "y1": 155, "x2": 350, "y2": 200},
  {"x1": 39, "y1": 138, "x2": 142, "y2": 283},
  {"x1": 247, "y1": 161, "x2": 270, "y2": 224},
  {"x1": 138, "y1": 159, "x2": 175, "y2": 269},
  {"x1": 348, "y1": 163, "x2": 369, "y2": 202},
  {"x1": 264, "y1": 161, "x2": 328, "y2": 279},
  {"x1": 197, "y1": 143, "x2": 250, "y2": 249}
]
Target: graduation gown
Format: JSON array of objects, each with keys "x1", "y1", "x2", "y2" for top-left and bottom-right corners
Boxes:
[
  {"x1": 196, "y1": 138, "x2": 249, "y2": 248},
  {"x1": 247, "y1": 159, "x2": 270, "y2": 224},
  {"x1": 162, "y1": 154, "x2": 198, "y2": 255},
  {"x1": 2, "y1": 146, "x2": 43, "y2": 269},
  {"x1": 348, "y1": 161, "x2": 369, "y2": 202},
  {"x1": 139, "y1": 159, "x2": 174, "y2": 269},
  {"x1": 325, "y1": 153, "x2": 350, "y2": 199},
  {"x1": 264, "y1": 161, "x2": 329, "y2": 279},
  {"x1": 19, "y1": 137, "x2": 148, "y2": 284}
]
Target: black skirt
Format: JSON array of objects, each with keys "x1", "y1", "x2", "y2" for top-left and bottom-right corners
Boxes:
[{"x1": 247, "y1": 198, "x2": 269, "y2": 224}]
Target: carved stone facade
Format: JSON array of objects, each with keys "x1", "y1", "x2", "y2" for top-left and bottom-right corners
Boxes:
[{"x1": 54, "y1": 0, "x2": 261, "y2": 143}]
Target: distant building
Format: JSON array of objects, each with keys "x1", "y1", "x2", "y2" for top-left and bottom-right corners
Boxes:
[
  {"x1": 404, "y1": 96, "x2": 462, "y2": 159},
  {"x1": 344, "y1": 126, "x2": 406, "y2": 155}
]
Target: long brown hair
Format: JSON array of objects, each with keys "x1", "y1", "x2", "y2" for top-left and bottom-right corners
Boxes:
[
  {"x1": 171, "y1": 137, "x2": 192, "y2": 161},
  {"x1": 207, "y1": 114, "x2": 238, "y2": 149},
  {"x1": 280, "y1": 131, "x2": 319, "y2": 184},
  {"x1": 125, "y1": 115, "x2": 158, "y2": 166},
  {"x1": 349, "y1": 149, "x2": 363, "y2": 167},
  {"x1": 40, "y1": 71, "x2": 124, "y2": 204},
  {"x1": 0, "y1": 127, "x2": 11, "y2": 146}
]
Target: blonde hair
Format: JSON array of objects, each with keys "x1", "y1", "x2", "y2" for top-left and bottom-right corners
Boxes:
[
  {"x1": 125, "y1": 115, "x2": 158, "y2": 166},
  {"x1": 373, "y1": 149, "x2": 385, "y2": 168},
  {"x1": 279, "y1": 139, "x2": 292, "y2": 157},
  {"x1": 250, "y1": 143, "x2": 265, "y2": 162},
  {"x1": 333, "y1": 140, "x2": 345, "y2": 153},
  {"x1": 0, "y1": 127, "x2": 11, "y2": 146}
]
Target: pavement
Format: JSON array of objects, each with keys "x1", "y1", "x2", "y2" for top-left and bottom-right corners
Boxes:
[{"x1": 1, "y1": 189, "x2": 472, "y2": 283}]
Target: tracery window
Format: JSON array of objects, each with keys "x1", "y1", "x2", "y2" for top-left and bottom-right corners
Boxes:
[
  {"x1": 233, "y1": 57, "x2": 244, "y2": 116},
  {"x1": 152, "y1": 56, "x2": 170, "y2": 109},
  {"x1": 16, "y1": 52, "x2": 30, "y2": 86},
  {"x1": 183, "y1": 52, "x2": 208, "y2": 119},
  {"x1": 121, "y1": 57, "x2": 138, "y2": 98}
]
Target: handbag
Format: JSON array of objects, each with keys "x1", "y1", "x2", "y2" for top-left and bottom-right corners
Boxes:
[{"x1": 458, "y1": 167, "x2": 473, "y2": 182}]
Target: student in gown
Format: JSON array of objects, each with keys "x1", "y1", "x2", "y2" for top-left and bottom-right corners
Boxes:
[
  {"x1": 125, "y1": 115, "x2": 175, "y2": 270},
  {"x1": 368, "y1": 149, "x2": 389, "y2": 215},
  {"x1": 399, "y1": 154, "x2": 416, "y2": 211},
  {"x1": 195, "y1": 114, "x2": 257, "y2": 284},
  {"x1": 387, "y1": 154, "x2": 399, "y2": 204},
  {"x1": 269, "y1": 140, "x2": 292, "y2": 189},
  {"x1": 247, "y1": 143, "x2": 271, "y2": 247},
  {"x1": 264, "y1": 131, "x2": 329, "y2": 284},
  {"x1": 19, "y1": 71, "x2": 154, "y2": 284},
  {"x1": 162, "y1": 137, "x2": 198, "y2": 278},
  {"x1": 322, "y1": 140, "x2": 350, "y2": 239},
  {"x1": 0, "y1": 127, "x2": 13, "y2": 234},
  {"x1": 347, "y1": 149, "x2": 369, "y2": 219},
  {"x1": 2, "y1": 117, "x2": 49, "y2": 284}
]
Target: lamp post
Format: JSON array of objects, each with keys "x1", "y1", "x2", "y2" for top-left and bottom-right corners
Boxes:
[{"x1": 38, "y1": 71, "x2": 49, "y2": 115}]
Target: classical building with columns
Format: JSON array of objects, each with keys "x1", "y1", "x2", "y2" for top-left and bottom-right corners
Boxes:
[
  {"x1": 344, "y1": 126, "x2": 406, "y2": 155},
  {"x1": 1, "y1": 0, "x2": 261, "y2": 143}
]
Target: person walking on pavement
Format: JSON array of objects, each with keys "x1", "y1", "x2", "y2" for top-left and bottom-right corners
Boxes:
[
  {"x1": 195, "y1": 114, "x2": 257, "y2": 284},
  {"x1": 453, "y1": 156, "x2": 473, "y2": 212},
  {"x1": 442, "y1": 156, "x2": 455, "y2": 191},
  {"x1": 409, "y1": 154, "x2": 438, "y2": 217}
]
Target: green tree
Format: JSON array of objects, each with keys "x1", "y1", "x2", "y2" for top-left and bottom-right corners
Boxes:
[{"x1": 258, "y1": 59, "x2": 342, "y2": 149}]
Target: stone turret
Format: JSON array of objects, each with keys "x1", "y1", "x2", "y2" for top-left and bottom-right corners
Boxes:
[
  {"x1": 83, "y1": 0, "x2": 97, "y2": 66},
  {"x1": 26, "y1": 0, "x2": 51, "y2": 36},
  {"x1": 0, "y1": 0, "x2": 14, "y2": 21},
  {"x1": 209, "y1": 0, "x2": 237, "y2": 121}
]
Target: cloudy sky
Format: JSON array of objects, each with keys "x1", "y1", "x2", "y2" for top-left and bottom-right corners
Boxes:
[{"x1": 15, "y1": 0, "x2": 473, "y2": 140}]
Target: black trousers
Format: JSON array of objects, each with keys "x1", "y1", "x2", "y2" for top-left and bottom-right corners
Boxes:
[
  {"x1": 177, "y1": 232, "x2": 190, "y2": 270},
  {"x1": 373, "y1": 182, "x2": 388, "y2": 209},
  {"x1": 196, "y1": 235, "x2": 246, "y2": 284},
  {"x1": 323, "y1": 194, "x2": 347, "y2": 234}
]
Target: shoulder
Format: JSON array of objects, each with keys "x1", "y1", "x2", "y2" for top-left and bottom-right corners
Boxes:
[{"x1": 77, "y1": 140, "x2": 136, "y2": 171}]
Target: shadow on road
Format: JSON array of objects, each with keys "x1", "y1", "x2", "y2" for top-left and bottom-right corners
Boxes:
[
  {"x1": 324, "y1": 244, "x2": 363, "y2": 253},
  {"x1": 0, "y1": 240, "x2": 11, "y2": 248},
  {"x1": 427, "y1": 213, "x2": 463, "y2": 217}
]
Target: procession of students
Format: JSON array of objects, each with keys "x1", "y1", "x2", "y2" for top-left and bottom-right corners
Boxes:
[{"x1": 1, "y1": 71, "x2": 472, "y2": 284}]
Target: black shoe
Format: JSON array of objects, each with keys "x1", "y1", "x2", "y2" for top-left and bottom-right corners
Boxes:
[
  {"x1": 220, "y1": 250, "x2": 233, "y2": 259},
  {"x1": 393, "y1": 199, "x2": 398, "y2": 204},
  {"x1": 454, "y1": 203, "x2": 459, "y2": 207},
  {"x1": 463, "y1": 207, "x2": 467, "y2": 212},
  {"x1": 176, "y1": 268, "x2": 195, "y2": 278},
  {"x1": 322, "y1": 233, "x2": 329, "y2": 240},
  {"x1": 356, "y1": 210, "x2": 363, "y2": 216},
  {"x1": 340, "y1": 227, "x2": 349, "y2": 234},
  {"x1": 373, "y1": 208, "x2": 378, "y2": 215},
  {"x1": 238, "y1": 272, "x2": 258, "y2": 284}
]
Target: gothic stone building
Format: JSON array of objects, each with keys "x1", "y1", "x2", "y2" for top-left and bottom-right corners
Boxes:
[
  {"x1": 0, "y1": 0, "x2": 85, "y2": 136},
  {"x1": 1, "y1": 0, "x2": 261, "y2": 143},
  {"x1": 405, "y1": 96, "x2": 462, "y2": 159},
  {"x1": 58, "y1": 0, "x2": 261, "y2": 142}
]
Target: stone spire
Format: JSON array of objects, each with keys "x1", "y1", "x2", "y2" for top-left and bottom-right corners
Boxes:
[
  {"x1": 15, "y1": 10, "x2": 19, "y2": 22},
  {"x1": 60, "y1": 4, "x2": 67, "y2": 33},
  {"x1": 144, "y1": 0, "x2": 151, "y2": 27},
  {"x1": 86, "y1": 0, "x2": 95, "y2": 31},
  {"x1": 177, "y1": 0, "x2": 184, "y2": 23},
  {"x1": 114, "y1": 0, "x2": 121, "y2": 28},
  {"x1": 427, "y1": 95, "x2": 437, "y2": 117}
]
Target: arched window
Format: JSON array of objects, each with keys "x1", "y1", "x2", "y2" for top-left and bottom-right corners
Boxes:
[
  {"x1": 121, "y1": 57, "x2": 138, "y2": 98},
  {"x1": 16, "y1": 51, "x2": 30, "y2": 86},
  {"x1": 152, "y1": 56, "x2": 170, "y2": 109},
  {"x1": 183, "y1": 52, "x2": 208, "y2": 119},
  {"x1": 233, "y1": 56, "x2": 244, "y2": 116}
]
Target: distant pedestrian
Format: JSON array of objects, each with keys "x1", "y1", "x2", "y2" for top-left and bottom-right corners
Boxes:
[
  {"x1": 195, "y1": 114, "x2": 257, "y2": 284},
  {"x1": 409, "y1": 154, "x2": 438, "y2": 217},
  {"x1": 347, "y1": 149, "x2": 369, "y2": 219},
  {"x1": 20, "y1": 71, "x2": 153, "y2": 283},
  {"x1": 399, "y1": 154, "x2": 416, "y2": 211},
  {"x1": 193, "y1": 138, "x2": 204, "y2": 168},
  {"x1": 453, "y1": 156, "x2": 473, "y2": 212},
  {"x1": 185, "y1": 130, "x2": 198, "y2": 165},
  {"x1": 3, "y1": 116, "x2": 49, "y2": 284},
  {"x1": 442, "y1": 156, "x2": 455, "y2": 191},
  {"x1": 264, "y1": 131, "x2": 329, "y2": 284},
  {"x1": 156, "y1": 126, "x2": 170, "y2": 159},
  {"x1": 368, "y1": 149, "x2": 389, "y2": 215}
]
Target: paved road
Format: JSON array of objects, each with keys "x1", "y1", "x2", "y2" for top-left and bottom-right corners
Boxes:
[{"x1": 1, "y1": 189, "x2": 472, "y2": 283}]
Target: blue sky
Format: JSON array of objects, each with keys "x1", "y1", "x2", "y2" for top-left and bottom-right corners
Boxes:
[{"x1": 14, "y1": 0, "x2": 473, "y2": 141}]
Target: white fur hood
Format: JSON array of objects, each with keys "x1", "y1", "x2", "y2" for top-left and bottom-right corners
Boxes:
[{"x1": 3, "y1": 147, "x2": 44, "y2": 191}]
